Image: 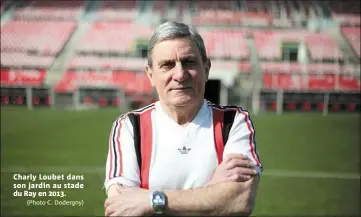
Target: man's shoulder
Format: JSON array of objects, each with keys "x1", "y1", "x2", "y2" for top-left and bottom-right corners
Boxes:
[
  {"x1": 128, "y1": 103, "x2": 156, "y2": 116},
  {"x1": 113, "y1": 103, "x2": 156, "y2": 123},
  {"x1": 206, "y1": 100, "x2": 247, "y2": 113}
]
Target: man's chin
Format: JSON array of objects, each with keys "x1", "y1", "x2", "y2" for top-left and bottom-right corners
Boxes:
[{"x1": 170, "y1": 97, "x2": 194, "y2": 107}]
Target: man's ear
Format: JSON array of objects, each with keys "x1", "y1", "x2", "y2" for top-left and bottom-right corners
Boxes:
[
  {"x1": 145, "y1": 65, "x2": 155, "y2": 87},
  {"x1": 204, "y1": 58, "x2": 211, "y2": 82}
]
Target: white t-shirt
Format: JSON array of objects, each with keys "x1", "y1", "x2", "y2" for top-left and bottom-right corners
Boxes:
[{"x1": 104, "y1": 100, "x2": 262, "y2": 191}]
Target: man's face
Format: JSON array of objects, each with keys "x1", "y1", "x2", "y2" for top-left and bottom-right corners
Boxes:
[{"x1": 146, "y1": 37, "x2": 210, "y2": 107}]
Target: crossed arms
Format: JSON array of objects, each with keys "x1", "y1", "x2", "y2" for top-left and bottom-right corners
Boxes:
[
  {"x1": 162, "y1": 172, "x2": 260, "y2": 216},
  {"x1": 105, "y1": 155, "x2": 260, "y2": 216},
  {"x1": 104, "y1": 109, "x2": 262, "y2": 216}
]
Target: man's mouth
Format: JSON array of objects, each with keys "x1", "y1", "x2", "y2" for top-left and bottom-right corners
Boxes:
[{"x1": 172, "y1": 87, "x2": 191, "y2": 90}]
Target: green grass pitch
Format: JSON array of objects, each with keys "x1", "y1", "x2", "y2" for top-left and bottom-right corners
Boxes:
[{"x1": 1, "y1": 107, "x2": 360, "y2": 216}]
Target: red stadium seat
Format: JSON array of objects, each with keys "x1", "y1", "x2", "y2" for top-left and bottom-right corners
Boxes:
[
  {"x1": 305, "y1": 34, "x2": 343, "y2": 60},
  {"x1": 307, "y1": 74, "x2": 336, "y2": 91},
  {"x1": 83, "y1": 96, "x2": 93, "y2": 104},
  {"x1": 200, "y1": 30, "x2": 250, "y2": 59},
  {"x1": 1, "y1": 20, "x2": 77, "y2": 56},
  {"x1": 331, "y1": 103, "x2": 340, "y2": 112},
  {"x1": 270, "y1": 101, "x2": 277, "y2": 111},
  {"x1": 318, "y1": 103, "x2": 325, "y2": 111},
  {"x1": 303, "y1": 101, "x2": 311, "y2": 111},
  {"x1": 338, "y1": 75, "x2": 360, "y2": 91},
  {"x1": 347, "y1": 103, "x2": 356, "y2": 111},
  {"x1": 76, "y1": 22, "x2": 153, "y2": 54},
  {"x1": 99, "y1": 97, "x2": 108, "y2": 107},
  {"x1": 45, "y1": 96, "x2": 51, "y2": 105},
  {"x1": 112, "y1": 98, "x2": 122, "y2": 107},
  {"x1": 69, "y1": 56, "x2": 146, "y2": 71},
  {"x1": 32, "y1": 97, "x2": 39, "y2": 105},
  {"x1": 252, "y1": 30, "x2": 343, "y2": 60},
  {"x1": 13, "y1": 0, "x2": 87, "y2": 21},
  {"x1": 1, "y1": 52, "x2": 55, "y2": 68},
  {"x1": 95, "y1": 1, "x2": 138, "y2": 21},
  {"x1": 15, "y1": 96, "x2": 24, "y2": 105},
  {"x1": 287, "y1": 102, "x2": 296, "y2": 111},
  {"x1": 2, "y1": 96, "x2": 9, "y2": 104}
]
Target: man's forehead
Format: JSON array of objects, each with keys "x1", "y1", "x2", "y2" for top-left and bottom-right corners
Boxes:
[
  {"x1": 152, "y1": 37, "x2": 201, "y2": 61},
  {"x1": 157, "y1": 54, "x2": 196, "y2": 64}
]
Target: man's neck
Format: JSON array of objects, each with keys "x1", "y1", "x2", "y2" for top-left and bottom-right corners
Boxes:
[{"x1": 160, "y1": 99, "x2": 204, "y2": 126}]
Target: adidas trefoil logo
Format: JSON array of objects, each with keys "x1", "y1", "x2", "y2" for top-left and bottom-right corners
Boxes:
[{"x1": 178, "y1": 146, "x2": 191, "y2": 154}]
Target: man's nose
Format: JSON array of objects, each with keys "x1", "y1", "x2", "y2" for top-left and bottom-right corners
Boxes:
[{"x1": 172, "y1": 62, "x2": 188, "y2": 82}]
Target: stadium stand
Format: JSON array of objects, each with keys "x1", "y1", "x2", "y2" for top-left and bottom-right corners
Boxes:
[
  {"x1": 68, "y1": 56, "x2": 147, "y2": 71},
  {"x1": 75, "y1": 22, "x2": 153, "y2": 54},
  {"x1": 152, "y1": 0, "x2": 167, "y2": 17},
  {"x1": 1, "y1": 20, "x2": 77, "y2": 55},
  {"x1": 191, "y1": 0, "x2": 272, "y2": 26},
  {"x1": 200, "y1": 29, "x2": 250, "y2": 60},
  {"x1": 12, "y1": 0, "x2": 87, "y2": 21},
  {"x1": 252, "y1": 29, "x2": 344, "y2": 61},
  {"x1": 1, "y1": 52, "x2": 55, "y2": 68},
  {"x1": 0, "y1": 0, "x2": 359, "y2": 112},
  {"x1": 260, "y1": 61, "x2": 360, "y2": 91},
  {"x1": 341, "y1": 26, "x2": 360, "y2": 57},
  {"x1": 55, "y1": 70, "x2": 152, "y2": 95},
  {"x1": 112, "y1": 71, "x2": 153, "y2": 95},
  {"x1": 0, "y1": 68, "x2": 46, "y2": 87},
  {"x1": 94, "y1": 0, "x2": 140, "y2": 21},
  {"x1": 327, "y1": 0, "x2": 361, "y2": 26},
  {"x1": 55, "y1": 70, "x2": 114, "y2": 93},
  {"x1": 304, "y1": 33, "x2": 344, "y2": 61}
]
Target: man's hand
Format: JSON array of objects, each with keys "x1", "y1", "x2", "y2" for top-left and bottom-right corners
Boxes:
[
  {"x1": 207, "y1": 154, "x2": 257, "y2": 186},
  {"x1": 104, "y1": 187, "x2": 153, "y2": 217}
]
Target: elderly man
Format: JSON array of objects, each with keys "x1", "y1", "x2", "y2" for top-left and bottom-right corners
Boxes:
[{"x1": 104, "y1": 21, "x2": 263, "y2": 216}]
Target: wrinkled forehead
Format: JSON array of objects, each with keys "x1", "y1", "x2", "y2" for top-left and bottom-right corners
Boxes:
[{"x1": 151, "y1": 37, "x2": 202, "y2": 63}]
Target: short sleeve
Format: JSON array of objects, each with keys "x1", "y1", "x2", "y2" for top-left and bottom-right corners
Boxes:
[
  {"x1": 104, "y1": 115, "x2": 141, "y2": 191},
  {"x1": 223, "y1": 109, "x2": 263, "y2": 175}
]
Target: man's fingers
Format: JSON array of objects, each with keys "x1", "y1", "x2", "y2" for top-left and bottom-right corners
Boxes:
[
  {"x1": 104, "y1": 197, "x2": 116, "y2": 208},
  {"x1": 228, "y1": 167, "x2": 258, "y2": 177},
  {"x1": 105, "y1": 202, "x2": 120, "y2": 216},
  {"x1": 105, "y1": 206, "x2": 114, "y2": 217},
  {"x1": 110, "y1": 211, "x2": 119, "y2": 217},
  {"x1": 104, "y1": 199, "x2": 109, "y2": 208},
  {"x1": 223, "y1": 154, "x2": 251, "y2": 166},
  {"x1": 224, "y1": 154, "x2": 249, "y2": 162},
  {"x1": 225, "y1": 158, "x2": 254, "y2": 170},
  {"x1": 229, "y1": 174, "x2": 252, "y2": 182}
]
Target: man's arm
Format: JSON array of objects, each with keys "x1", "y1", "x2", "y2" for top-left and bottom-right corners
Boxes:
[
  {"x1": 105, "y1": 109, "x2": 263, "y2": 216},
  {"x1": 164, "y1": 175, "x2": 259, "y2": 216},
  {"x1": 104, "y1": 154, "x2": 258, "y2": 216},
  {"x1": 105, "y1": 175, "x2": 260, "y2": 217},
  {"x1": 163, "y1": 109, "x2": 262, "y2": 216},
  {"x1": 104, "y1": 115, "x2": 141, "y2": 196}
]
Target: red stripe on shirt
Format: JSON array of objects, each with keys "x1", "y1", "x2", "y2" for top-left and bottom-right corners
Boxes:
[
  {"x1": 116, "y1": 118, "x2": 123, "y2": 177},
  {"x1": 139, "y1": 108, "x2": 154, "y2": 189},
  {"x1": 108, "y1": 116, "x2": 126, "y2": 179},
  {"x1": 107, "y1": 123, "x2": 115, "y2": 179},
  {"x1": 212, "y1": 108, "x2": 224, "y2": 164},
  {"x1": 238, "y1": 110, "x2": 261, "y2": 167}
]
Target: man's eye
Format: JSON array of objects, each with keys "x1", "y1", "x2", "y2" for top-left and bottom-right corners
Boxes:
[
  {"x1": 184, "y1": 60, "x2": 196, "y2": 65},
  {"x1": 161, "y1": 63, "x2": 174, "y2": 69}
]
